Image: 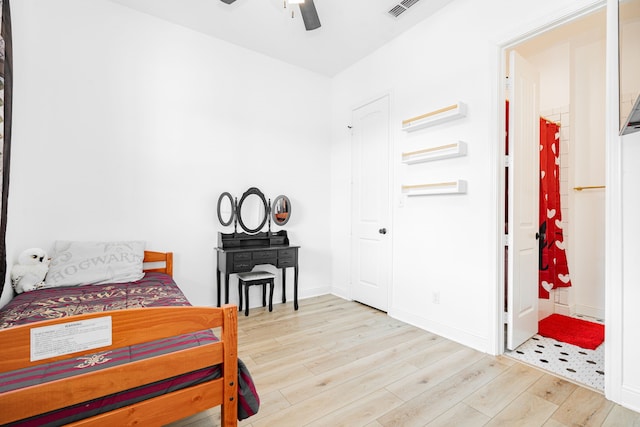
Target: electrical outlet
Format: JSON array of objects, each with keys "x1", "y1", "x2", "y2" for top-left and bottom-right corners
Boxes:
[{"x1": 432, "y1": 291, "x2": 440, "y2": 304}]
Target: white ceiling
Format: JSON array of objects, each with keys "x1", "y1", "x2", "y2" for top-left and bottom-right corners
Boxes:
[{"x1": 109, "y1": 0, "x2": 454, "y2": 76}]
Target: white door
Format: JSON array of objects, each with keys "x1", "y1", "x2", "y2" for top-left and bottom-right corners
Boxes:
[
  {"x1": 350, "y1": 95, "x2": 391, "y2": 312},
  {"x1": 507, "y1": 51, "x2": 540, "y2": 350}
]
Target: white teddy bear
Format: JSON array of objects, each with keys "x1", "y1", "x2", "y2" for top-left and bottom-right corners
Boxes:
[{"x1": 11, "y1": 248, "x2": 50, "y2": 294}]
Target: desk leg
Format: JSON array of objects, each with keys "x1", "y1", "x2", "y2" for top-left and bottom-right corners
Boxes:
[
  {"x1": 294, "y1": 266, "x2": 299, "y2": 310},
  {"x1": 225, "y1": 273, "x2": 230, "y2": 305},
  {"x1": 216, "y1": 269, "x2": 221, "y2": 308},
  {"x1": 268, "y1": 281, "x2": 274, "y2": 312},
  {"x1": 281, "y1": 268, "x2": 287, "y2": 303}
]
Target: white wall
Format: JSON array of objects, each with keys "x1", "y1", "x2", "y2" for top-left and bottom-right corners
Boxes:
[
  {"x1": 621, "y1": 131, "x2": 640, "y2": 410},
  {"x1": 571, "y1": 36, "x2": 607, "y2": 318},
  {"x1": 532, "y1": 43, "x2": 571, "y2": 112},
  {"x1": 330, "y1": 0, "x2": 607, "y2": 354},
  {"x1": 1, "y1": 0, "x2": 333, "y2": 308},
  {"x1": 331, "y1": 1, "x2": 495, "y2": 352}
]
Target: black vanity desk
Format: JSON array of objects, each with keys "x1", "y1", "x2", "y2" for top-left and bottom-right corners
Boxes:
[{"x1": 215, "y1": 231, "x2": 300, "y2": 310}]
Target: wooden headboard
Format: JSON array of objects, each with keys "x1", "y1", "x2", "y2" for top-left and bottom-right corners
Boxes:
[{"x1": 143, "y1": 251, "x2": 173, "y2": 277}]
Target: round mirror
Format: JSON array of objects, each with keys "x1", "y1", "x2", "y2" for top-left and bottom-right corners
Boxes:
[
  {"x1": 217, "y1": 192, "x2": 235, "y2": 226},
  {"x1": 271, "y1": 195, "x2": 292, "y2": 226},
  {"x1": 237, "y1": 187, "x2": 268, "y2": 234}
]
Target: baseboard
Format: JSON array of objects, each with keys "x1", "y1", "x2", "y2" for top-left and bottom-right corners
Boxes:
[
  {"x1": 388, "y1": 307, "x2": 492, "y2": 354},
  {"x1": 575, "y1": 304, "x2": 605, "y2": 320},
  {"x1": 330, "y1": 286, "x2": 350, "y2": 301},
  {"x1": 298, "y1": 285, "x2": 332, "y2": 300},
  {"x1": 554, "y1": 303, "x2": 575, "y2": 316}
]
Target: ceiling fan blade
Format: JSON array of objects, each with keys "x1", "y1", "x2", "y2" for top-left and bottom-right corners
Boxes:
[
  {"x1": 220, "y1": 0, "x2": 236, "y2": 4},
  {"x1": 299, "y1": 0, "x2": 321, "y2": 31}
]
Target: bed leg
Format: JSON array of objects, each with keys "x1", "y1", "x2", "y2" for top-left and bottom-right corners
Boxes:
[{"x1": 220, "y1": 305, "x2": 239, "y2": 426}]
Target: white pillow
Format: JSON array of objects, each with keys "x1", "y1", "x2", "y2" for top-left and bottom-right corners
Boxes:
[{"x1": 44, "y1": 241, "x2": 145, "y2": 287}]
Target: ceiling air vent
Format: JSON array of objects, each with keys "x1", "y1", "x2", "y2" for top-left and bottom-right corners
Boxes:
[
  {"x1": 388, "y1": 0, "x2": 421, "y2": 18},
  {"x1": 401, "y1": 0, "x2": 421, "y2": 8},
  {"x1": 388, "y1": 5, "x2": 406, "y2": 18}
]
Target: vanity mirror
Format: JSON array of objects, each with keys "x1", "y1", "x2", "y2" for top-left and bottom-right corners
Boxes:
[
  {"x1": 272, "y1": 195, "x2": 292, "y2": 226},
  {"x1": 217, "y1": 188, "x2": 292, "y2": 233},
  {"x1": 216, "y1": 192, "x2": 235, "y2": 227},
  {"x1": 236, "y1": 187, "x2": 269, "y2": 234}
]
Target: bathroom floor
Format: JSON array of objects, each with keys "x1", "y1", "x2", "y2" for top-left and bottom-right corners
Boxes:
[{"x1": 506, "y1": 315, "x2": 605, "y2": 391}]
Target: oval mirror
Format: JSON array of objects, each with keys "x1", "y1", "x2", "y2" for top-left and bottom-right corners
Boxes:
[
  {"x1": 217, "y1": 192, "x2": 235, "y2": 226},
  {"x1": 271, "y1": 195, "x2": 292, "y2": 226},
  {"x1": 237, "y1": 187, "x2": 268, "y2": 234}
]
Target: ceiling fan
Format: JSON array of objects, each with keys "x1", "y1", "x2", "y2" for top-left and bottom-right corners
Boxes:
[{"x1": 219, "y1": 0, "x2": 321, "y2": 31}]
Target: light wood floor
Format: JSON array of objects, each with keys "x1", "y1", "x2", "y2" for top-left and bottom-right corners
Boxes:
[{"x1": 168, "y1": 295, "x2": 640, "y2": 427}]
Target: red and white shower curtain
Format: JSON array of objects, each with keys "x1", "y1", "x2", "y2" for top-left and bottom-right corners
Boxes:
[{"x1": 539, "y1": 118, "x2": 571, "y2": 298}]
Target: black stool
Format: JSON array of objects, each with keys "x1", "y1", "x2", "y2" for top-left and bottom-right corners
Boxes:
[{"x1": 237, "y1": 271, "x2": 275, "y2": 316}]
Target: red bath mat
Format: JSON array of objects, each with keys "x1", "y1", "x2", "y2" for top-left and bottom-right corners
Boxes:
[{"x1": 538, "y1": 314, "x2": 604, "y2": 350}]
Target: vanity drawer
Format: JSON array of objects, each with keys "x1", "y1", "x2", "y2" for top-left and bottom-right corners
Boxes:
[
  {"x1": 233, "y1": 261, "x2": 252, "y2": 272},
  {"x1": 278, "y1": 248, "x2": 297, "y2": 268},
  {"x1": 278, "y1": 248, "x2": 297, "y2": 259},
  {"x1": 233, "y1": 252, "x2": 252, "y2": 261},
  {"x1": 252, "y1": 250, "x2": 277, "y2": 264},
  {"x1": 253, "y1": 250, "x2": 275, "y2": 260},
  {"x1": 278, "y1": 258, "x2": 296, "y2": 268}
]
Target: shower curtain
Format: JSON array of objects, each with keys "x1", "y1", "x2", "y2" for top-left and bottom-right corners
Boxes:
[{"x1": 539, "y1": 118, "x2": 571, "y2": 298}]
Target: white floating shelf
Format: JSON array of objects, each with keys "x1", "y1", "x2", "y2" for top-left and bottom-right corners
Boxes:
[
  {"x1": 402, "y1": 102, "x2": 467, "y2": 132},
  {"x1": 402, "y1": 141, "x2": 467, "y2": 164},
  {"x1": 402, "y1": 180, "x2": 467, "y2": 196}
]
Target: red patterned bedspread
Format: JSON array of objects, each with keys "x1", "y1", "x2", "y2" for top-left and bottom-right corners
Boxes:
[{"x1": 0, "y1": 273, "x2": 259, "y2": 425}]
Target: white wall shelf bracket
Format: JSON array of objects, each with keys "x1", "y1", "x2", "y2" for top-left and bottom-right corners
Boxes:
[
  {"x1": 402, "y1": 141, "x2": 467, "y2": 164},
  {"x1": 402, "y1": 102, "x2": 467, "y2": 132},
  {"x1": 401, "y1": 180, "x2": 467, "y2": 196}
]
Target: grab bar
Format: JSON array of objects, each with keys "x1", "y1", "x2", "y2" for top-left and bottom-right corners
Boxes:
[{"x1": 573, "y1": 186, "x2": 605, "y2": 191}]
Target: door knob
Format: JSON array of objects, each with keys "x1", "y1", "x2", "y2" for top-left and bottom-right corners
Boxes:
[{"x1": 379, "y1": 228, "x2": 387, "y2": 235}]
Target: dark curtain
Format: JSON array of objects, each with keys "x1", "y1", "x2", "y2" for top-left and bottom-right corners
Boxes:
[{"x1": 0, "y1": 0, "x2": 12, "y2": 296}]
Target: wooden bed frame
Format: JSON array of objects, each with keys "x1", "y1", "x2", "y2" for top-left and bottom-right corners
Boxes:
[{"x1": 0, "y1": 251, "x2": 239, "y2": 426}]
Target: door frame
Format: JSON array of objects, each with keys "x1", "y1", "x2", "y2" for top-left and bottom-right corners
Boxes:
[
  {"x1": 349, "y1": 93, "x2": 394, "y2": 312},
  {"x1": 493, "y1": 0, "x2": 621, "y2": 398}
]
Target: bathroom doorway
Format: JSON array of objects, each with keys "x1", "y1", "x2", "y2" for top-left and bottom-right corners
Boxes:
[{"x1": 503, "y1": 7, "x2": 607, "y2": 391}]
